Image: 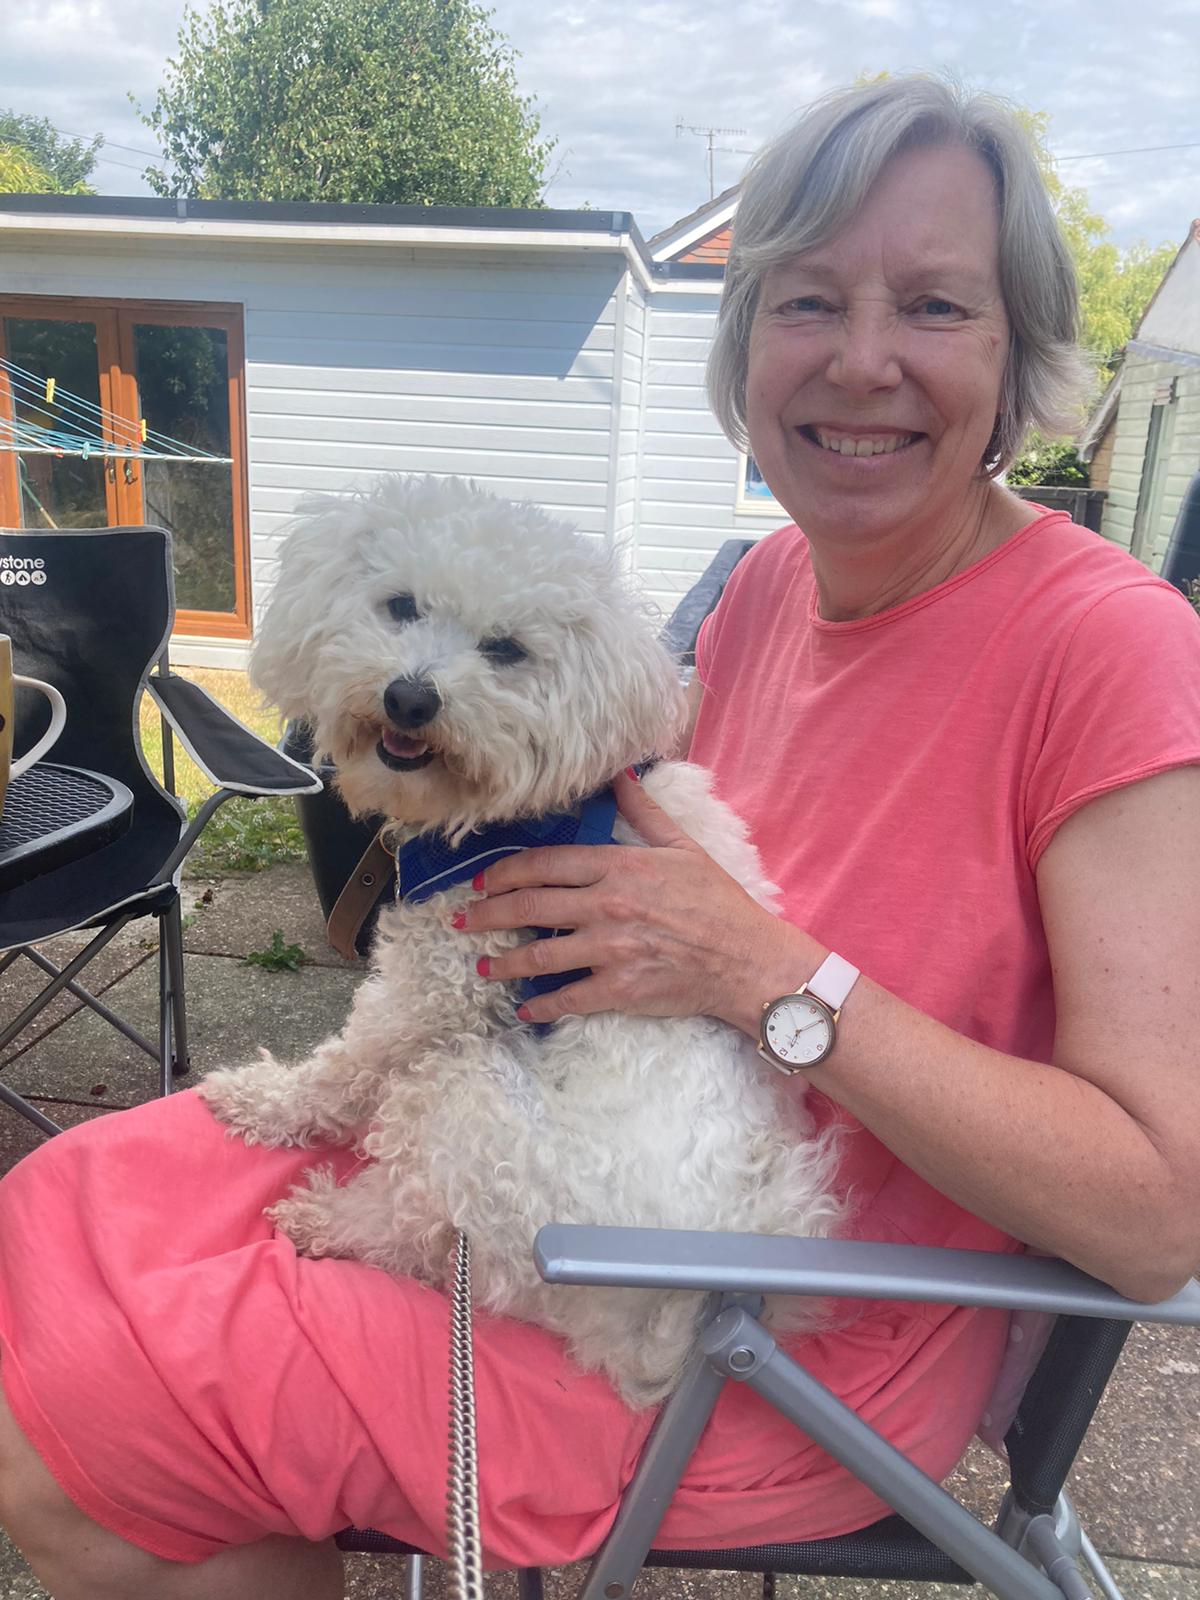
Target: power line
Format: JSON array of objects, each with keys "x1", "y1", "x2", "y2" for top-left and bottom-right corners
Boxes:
[
  {"x1": 1055, "y1": 139, "x2": 1200, "y2": 162},
  {"x1": 92, "y1": 151, "x2": 154, "y2": 172},
  {"x1": 56, "y1": 128, "x2": 161, "y2": 160}
]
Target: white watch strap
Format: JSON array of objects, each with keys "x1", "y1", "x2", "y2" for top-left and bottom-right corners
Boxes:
[{"x1": 807, "y1": 952, "x2": 859, "y2": 1011}]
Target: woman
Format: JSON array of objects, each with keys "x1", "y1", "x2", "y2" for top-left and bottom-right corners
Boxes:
[{"x1": 2, "y1": 76, "x2": 1199, "y2": 1600}]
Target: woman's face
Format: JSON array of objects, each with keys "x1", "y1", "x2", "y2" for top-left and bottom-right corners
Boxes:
[{"x1": 745, "y1": 142, "x2": 1011, "y2": 547}]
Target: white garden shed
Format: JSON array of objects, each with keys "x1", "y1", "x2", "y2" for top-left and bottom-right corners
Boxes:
[{"x1": 0, "y1": 194, "x2": 778, "y2": 666}]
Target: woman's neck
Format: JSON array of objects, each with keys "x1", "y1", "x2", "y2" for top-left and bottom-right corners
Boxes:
[{"x1": 807, "y1": 482, "x2": 1037, "y2": 622}]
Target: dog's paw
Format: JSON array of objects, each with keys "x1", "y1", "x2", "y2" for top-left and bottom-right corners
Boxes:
[
  {"x1": 196, "y1": 1062, "x2": 310, "y2": 1148},
  {"x1": 267, "y1": 1167, "x2": 341, "y2": 1257}
]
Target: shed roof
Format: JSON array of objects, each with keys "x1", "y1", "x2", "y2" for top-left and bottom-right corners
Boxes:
[{"x1": 0, "y1": 192, "x2": 744, "y2": 298}]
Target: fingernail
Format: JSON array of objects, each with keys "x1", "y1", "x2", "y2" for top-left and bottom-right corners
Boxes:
[
  {"x1": 476, "y1": 956, "x2": 491, "y2": 977},
  {"x1": 472, "y1": 872, "x2": 486, "y2": 892},
  {"x1": 624, "y1": 765, "x2": 640, "y2": 781},
  {"x1": 450, "y1": 912, "x2": 466, "y2": 930},
  {"x1": 516, "y1": 1003, "x2": 531, "y2": 1022}
]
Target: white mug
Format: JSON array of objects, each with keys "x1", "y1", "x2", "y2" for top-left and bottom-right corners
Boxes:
[{"x1": 0, "y1": 635, "x2": 67, "y2": 817}]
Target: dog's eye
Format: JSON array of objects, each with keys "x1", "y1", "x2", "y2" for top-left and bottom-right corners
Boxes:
[
  {"x1": 480, "y1": 636, "x2": 526, "y2": 666},
  {"x1": 387, "y1": 594, "x2": 421, "y2": 625}
]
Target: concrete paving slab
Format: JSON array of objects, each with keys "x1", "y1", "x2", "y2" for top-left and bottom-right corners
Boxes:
[
  {"x1": 1064, "y1": 1322, "x2": 1200, "y2": 1563},
  {"x1": 184, "y1": 860, "x2": 363, "y2": 970},
  {"x1": 1, "y1": 950, "x2": 362, "y2": 1110}
]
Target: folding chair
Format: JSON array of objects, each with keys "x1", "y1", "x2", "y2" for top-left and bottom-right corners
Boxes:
[
  {"x1": 337, "y1": 1229, "x2": 1200, "y2": 1600},
  {"x1": 0, "y1": 525, "x2": 321, "y2": 1136}
]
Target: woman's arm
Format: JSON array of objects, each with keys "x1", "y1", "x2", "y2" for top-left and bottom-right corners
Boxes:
[
  {"x1": 794, "y1": 764, "x2": 1200, "y2": 1303},
  {"x1": 462, "y1": 765, "x2": 1200, "y2": 1303}
]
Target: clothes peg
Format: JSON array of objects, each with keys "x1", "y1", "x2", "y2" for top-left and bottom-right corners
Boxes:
[
  {"x1": 140, "y1": 418, "x2": 147, "y2": 442},
  {"x1": 44, "y1": 377, "x2": 55, "y2": 405},
  {"x1": 81, "y1": 440, "x2": 90, "y2": 462}
]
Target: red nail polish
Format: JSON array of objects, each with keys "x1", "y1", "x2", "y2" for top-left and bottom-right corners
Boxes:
[
  {"x1": 516, "y1": 1003, "x2": 531, "y2": 1022},
  {"x1": 450, "y1": 912, "x2": 466, "y2": 930},
  {"x1": 624, "y1": 765, "x2": 640, "y2": 781},
  {"x1": 476, "y1": 956, "x2": 490, "y2": 977},
  {"x1": 472, "y1": 872, "x2": 486, "y2": 892}
]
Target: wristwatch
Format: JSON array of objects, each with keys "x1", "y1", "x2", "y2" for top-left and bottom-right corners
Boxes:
[{"x1": 758, "y1": 953, "x2": 860, "y2": 1075}]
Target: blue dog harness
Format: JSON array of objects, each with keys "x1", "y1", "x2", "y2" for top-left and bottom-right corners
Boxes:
[{"x1": 395, "y1": 788, "x2": 620, "y2": 1025}]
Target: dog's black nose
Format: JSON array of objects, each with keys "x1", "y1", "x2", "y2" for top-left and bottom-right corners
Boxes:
[{"x1": 383, "y1": 676, "x2": 441, "y2": 729}]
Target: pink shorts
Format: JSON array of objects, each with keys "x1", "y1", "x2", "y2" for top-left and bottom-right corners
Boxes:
[{"x1": 0, "y1": 1091, "x2": 1007, "y2": 1565}]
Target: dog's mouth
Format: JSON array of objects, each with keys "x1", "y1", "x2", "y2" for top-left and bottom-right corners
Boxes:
[{"x1": 376, "y1": 727, "x2": 437, "y2": 771}]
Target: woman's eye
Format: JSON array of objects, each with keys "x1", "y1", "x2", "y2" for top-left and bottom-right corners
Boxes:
[
  {"x1": 782, "y1": 296, "x2": 825, "y2": 314},
  {"x1": 916, "y1": 299, "x2": 959, "y2": 317},
  {"x1": 387, "y1": 594, "x2": 420, "y2": 624},
  {"x1": 480, "y1": 636, "x2": 526, "y2": 666}
]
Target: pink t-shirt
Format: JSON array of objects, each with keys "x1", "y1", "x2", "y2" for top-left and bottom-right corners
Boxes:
[{"x1": 690, "y1": 507, "x2": 1200, "y2": 1478}]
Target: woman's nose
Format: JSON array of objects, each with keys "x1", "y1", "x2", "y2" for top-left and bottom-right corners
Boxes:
[{"x1": 824, "y1": 308, "x2": 903, "y2": 395}]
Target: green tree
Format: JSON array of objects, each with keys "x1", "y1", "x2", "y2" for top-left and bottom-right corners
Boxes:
[
  {"x1": 0, "y1": 112, "x2": 100, "y2": 192},
  {"x1": 1007, "y1": 108, "x2": 1175, "y2": 483},
  {"x1": 1015, "y1": 108, "x2": 1175, "y2": 381},
  {"x1": 0, "y1": 142, "x2": 54, "y2": 194},
  {"x1": 136, "y1": 0, "x2": 554, "y2": 206}
]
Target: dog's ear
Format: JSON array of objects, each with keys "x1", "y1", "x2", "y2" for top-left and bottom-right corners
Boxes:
[
  {"x1": 249, "y1": 493, "x2": 359, "y2": 718},
  {"x1": 563, "y1": 577, "x2": 688, "y2": 775}
]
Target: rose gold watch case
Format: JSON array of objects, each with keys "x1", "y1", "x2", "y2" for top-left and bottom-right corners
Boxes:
[{"x1": 757, "y1": 987, "x2": 839, "y2": 1075}]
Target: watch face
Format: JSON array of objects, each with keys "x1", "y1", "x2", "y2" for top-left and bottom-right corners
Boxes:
[{"x1": 762, "y1": 995, "x2": 834, "y2": 1069}]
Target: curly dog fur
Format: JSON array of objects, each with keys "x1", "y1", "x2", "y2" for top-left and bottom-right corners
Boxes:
[{"x1": 198, "y1": 473, "x2": 843, "y2": 1406}]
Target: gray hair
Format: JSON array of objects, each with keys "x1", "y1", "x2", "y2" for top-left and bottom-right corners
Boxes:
[{"x1": 707, "y1": 75, "x2": 1091, "y2": 475}]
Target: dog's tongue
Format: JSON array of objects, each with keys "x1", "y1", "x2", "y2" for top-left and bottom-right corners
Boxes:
[{"x1": 381, "y1": 730, "x2": 430, "y2": 759}]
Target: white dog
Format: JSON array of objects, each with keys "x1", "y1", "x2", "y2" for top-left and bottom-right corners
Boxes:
[{"x1": 199, "y1": 474, "x2": 843, "y2": 1406}]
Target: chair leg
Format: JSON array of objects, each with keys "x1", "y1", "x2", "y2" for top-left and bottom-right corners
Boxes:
[
  {"x1": 0, "y1": 1078, "x2": 63, "y2": 1136},
  {"x1": 1078, "y1": 1529, "x2": 1127, "y2": 1600},
  {"x1": 517, "y1": 1569, "x2": 544, "y2": 1600},
  {"x1": 158, "y1": 919, "x2": 174, "y2": 1099},
  {"x1": 405, "y1": 1553, "x2": 425, "y2": 1600},
  {"x1": 162, "y1": 896, "x2": 190, "y2": 1077}
]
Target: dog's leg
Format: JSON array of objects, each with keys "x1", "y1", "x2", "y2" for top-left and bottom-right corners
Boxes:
[
  {"x1": 268, "y1": 1160, "x2": 448, "y2": 1278},
  {"x1": 196, "y1": 1033, "x2": 387, "y2": 1148}
]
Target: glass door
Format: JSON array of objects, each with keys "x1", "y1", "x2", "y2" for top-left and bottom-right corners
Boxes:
[
  {"x1": 0, "y1": 309, "x2": 126, "y2": 529},
  {"x1": 120, "y1": 312, "x2": 246, "y2": 627},
  {"x1": 0, "y1": 297, "x2": 250, "y2": 639}
]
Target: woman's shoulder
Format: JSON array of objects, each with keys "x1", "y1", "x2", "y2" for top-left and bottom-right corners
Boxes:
[{"x1": 990, "y1": 509, "x2": 1194, "y2": 639}]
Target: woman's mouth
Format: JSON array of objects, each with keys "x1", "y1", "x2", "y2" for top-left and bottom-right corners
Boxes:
[
  {"x1": 799, "y1": 425, "x2": 922, "y2": 457},
  {"x1": 377, "y1": 728, "x2": 437, "y2": 771}
]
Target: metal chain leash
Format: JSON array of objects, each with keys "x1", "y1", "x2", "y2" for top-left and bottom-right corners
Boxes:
[{"x1": 447, "y1": 1229, "x2": 485, "y2": 1600}]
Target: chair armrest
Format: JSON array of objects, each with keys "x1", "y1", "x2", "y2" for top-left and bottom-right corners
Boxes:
[
  {"x1": 146, "y1": 674, "x2": 322, "y2": 797},
  {"x1": 533, "y1": 1225, "x2": 1200, "y2": 1325}
]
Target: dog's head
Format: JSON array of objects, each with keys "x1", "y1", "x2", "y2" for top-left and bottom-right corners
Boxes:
[{"x1": 251, "y1": 474, "x2": 686, "y2": 835}]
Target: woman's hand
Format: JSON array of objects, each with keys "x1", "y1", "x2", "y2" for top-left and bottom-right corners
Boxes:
[{"x1": 456, "y1": 770, "x2": 816, "y2": 1032}]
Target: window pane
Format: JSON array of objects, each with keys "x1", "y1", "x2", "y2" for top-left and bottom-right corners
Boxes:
[
  {"x1": 4, "y1": 318, "x2": 108, "y2": 529},
  {"x1": 133, "y1": 324, "x2": 236, "y2": 614}
]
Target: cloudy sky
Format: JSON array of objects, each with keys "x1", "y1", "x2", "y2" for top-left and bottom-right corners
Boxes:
[{"x1": 2, "y1": 0, "x2": 1197, "y2": 251}]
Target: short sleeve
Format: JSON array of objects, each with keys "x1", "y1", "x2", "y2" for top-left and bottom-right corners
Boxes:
[{"x1": 1025, "y1": 581, "x2": 1200, "y2": 870}]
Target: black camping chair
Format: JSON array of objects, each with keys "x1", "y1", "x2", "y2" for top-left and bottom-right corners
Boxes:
[
  {"x1": 337, "y1": 1233, "x2": 1200, "y2": 1600},
  {"x1": 0, "y1": 525, "x2": 322, "y2": 1136}
]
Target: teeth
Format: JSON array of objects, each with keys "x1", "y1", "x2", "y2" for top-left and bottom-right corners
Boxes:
[{"x1": 814, "y1": 429, "x2": 913, "y2": 456}]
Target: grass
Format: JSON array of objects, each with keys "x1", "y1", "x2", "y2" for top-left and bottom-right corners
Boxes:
[{"x1": 138, "y1": 667, "x2": 309, "y2": 877}]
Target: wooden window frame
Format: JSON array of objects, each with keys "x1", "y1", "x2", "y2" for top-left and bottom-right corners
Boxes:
[{"x1": 0, "y1": 294, "x2": 252, "y2": 640}]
